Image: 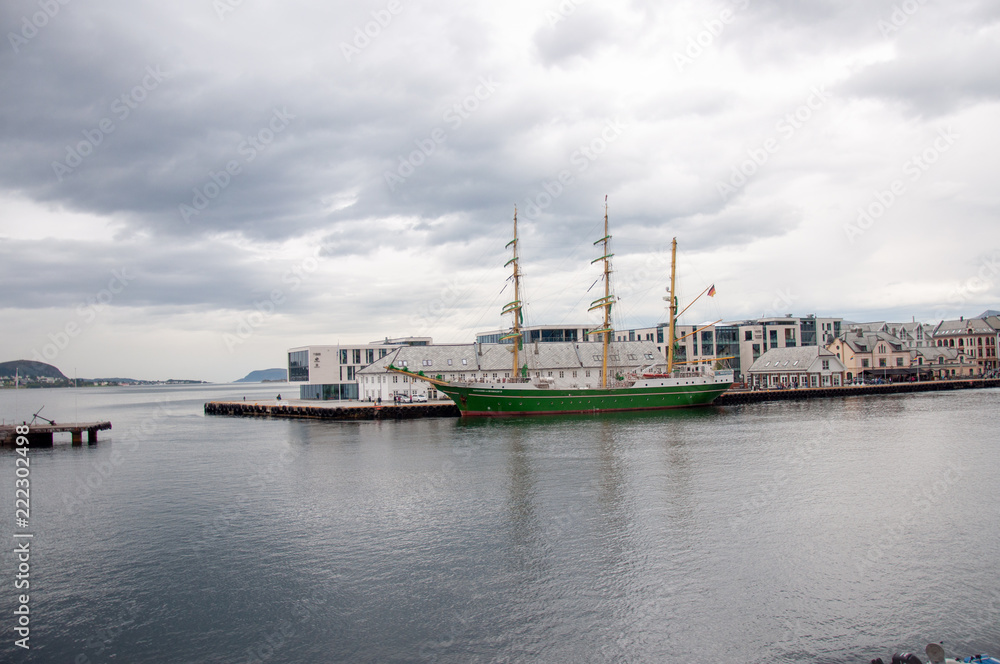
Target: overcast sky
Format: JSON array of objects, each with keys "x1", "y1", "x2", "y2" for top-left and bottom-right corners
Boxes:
[{"x1": 2, "y1": 0, "x2": 999, "y2": 382}]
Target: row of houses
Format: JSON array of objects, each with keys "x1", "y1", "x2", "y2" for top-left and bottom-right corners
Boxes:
[
  {"x1": 285, "y1": 311, "x2": 1000, "y2": 400},
  {"x1": 741, "y1": 313, "x2": 1000, "y2": 389}
]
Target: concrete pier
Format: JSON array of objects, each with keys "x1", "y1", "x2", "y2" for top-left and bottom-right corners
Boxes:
[
  {"x1": 204, "y1": 400, "x2": 460, "y2": 420},
  {"x1": 715, "y1": 377, "x2": 1000, "y2": 406},
  {"x1": 0, "y1": 421, "x2": 112, "y2": 447},
  {"x1": 204, "y1": 378, "x2": 1000, "y2": 421}
]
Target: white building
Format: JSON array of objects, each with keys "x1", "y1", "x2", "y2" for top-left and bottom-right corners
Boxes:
[
  {"x1": 746, "y1": 346, "x2": 846, "y2": 389},
  {"x1": 287, "y1": 337, "x2": 432, "y2": 400},
  {"x1": 357, "y1": 340, "x2": 663, "y2": 401}
]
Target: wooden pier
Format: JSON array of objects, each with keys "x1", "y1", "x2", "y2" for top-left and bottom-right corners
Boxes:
[{"x1": 0, "y1": 421, "x2": 113, "y2": 447}]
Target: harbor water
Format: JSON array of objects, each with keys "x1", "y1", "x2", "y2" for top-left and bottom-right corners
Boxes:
[{"x1": 1, "y1": 384, "x2": 998, "y2": 662}]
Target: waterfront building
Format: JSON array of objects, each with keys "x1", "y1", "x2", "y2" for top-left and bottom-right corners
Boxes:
[
  {"x1": 745, "y1": 346, "x2": 846, "y2": 389},
  {"x1": 828, "y1": 329, "x2": 913, "y2": 382},
  {"x1": 711, "y1": 315, "x2": 842, "y2": 384},
  {"x1": 909, "y1": 346, "x2": 970, "y2": 379},
  {"x1": 357, "y1": 340, "x2": 663, "y2": 402},
  {"x1": 614, "y1": 315, "x2": 844, "y2": 384},
  {"x1": 848, "y1": 321, "x2": 934, "y2": 349},
  {"x1": 287, "y1": 337, "x2": 432, "y2": 400},
  {"x1": 616, "y1": 323, "x2": 719, "y2": 370},
  {"x1": 475, "y1": 324, "x2": 593, "y2": 345},
  {"x1": 829, "y1": 326, "x2": 981, "y2": 381},
  {"x1": 932, "y1": 316, "x2": 1000, "y2": 375}
]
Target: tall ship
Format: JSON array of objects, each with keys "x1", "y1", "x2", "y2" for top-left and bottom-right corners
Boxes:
[{"x1": 390, "y1": 201, "x2": 734, "y2": 416}]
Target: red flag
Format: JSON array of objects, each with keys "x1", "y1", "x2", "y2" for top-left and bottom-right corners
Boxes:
[{"x1": 707, "y1": 284, "x2": 716, "y2": 297}]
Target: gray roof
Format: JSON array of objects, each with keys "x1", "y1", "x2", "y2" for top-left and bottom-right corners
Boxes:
[
  {"x1": 747, "y1": 346, "x2": 842, "y2": 373},
  {"x1": 357, "y1": 340, "x2": 662, "y2": 374},
  {"x1": 934, "y1": 318, "x2": 998, "y2": 335},
  {"x1": 852, "y1": 322, "x2": 887, "y2": 333},
  {"x1": 838, "y1": 330, "x2": 905, "y2": 352},
  {"x1": 910, "y1": 346, "x2": 959, "y2": 361}
]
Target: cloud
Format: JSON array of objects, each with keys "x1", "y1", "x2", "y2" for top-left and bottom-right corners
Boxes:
[
  {"x1": 1, "y1": 0, "x2": 999, "y2": 380},
  {"x1": 842, "y1": 21, "x2": 1000, "y2": 116}
]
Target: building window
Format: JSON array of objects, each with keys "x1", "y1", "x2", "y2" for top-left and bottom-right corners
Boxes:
[
  {"x1": 339, "y1": 349, "x2": 348, "y2": 364},
  {"x1": 745, "y1": 330, "x2": 752, "y2": 341},
  {"x1": 288, "y1": 350, "x2": 309, "y2": 382},
  {"x1": 353, "y1": 349, "x2": 362, "y2": 364},
  {"x1": 366, "y1": 349, "x2": 374, "y2": 364},
  {"x1": 447, "y1": 359, "x2": 453, "y2": 365},
  {"x1": 559, "y1": 371, "x2": 564, "y2": 378},
  {"x1": 585, "y1": 370, "x2": 591, "y2": 377},
  {"x1": 879, "y1": 358, "x2": 887, "y2": 367},
  {"x1": 896, "y1": 357, "x2": 904, "y2": 366},
  {"x1": 572, "y1": 371, "x2": 578, "y2": 378}
]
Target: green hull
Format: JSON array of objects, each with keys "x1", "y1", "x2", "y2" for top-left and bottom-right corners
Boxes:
[{"x1": 437, "y1": 381, "x2": 731, "y2": 416}]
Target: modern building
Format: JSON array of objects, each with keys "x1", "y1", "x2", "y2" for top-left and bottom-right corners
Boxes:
[
  {"x1": 746, "y1": 346, "x2": 846, "y2": 389},
  {"x1": 475, "y1": 324, "x2": 593, "y2": 345},
  {"x1": 287, "y1": 337, "x2": 432, "y2": 399},
  {"x1": 707, "y1": 315, "x2": 843, "y2": 383},
  {"x1": 614, "y1": 315, "x2": 845, "y2": 384}
]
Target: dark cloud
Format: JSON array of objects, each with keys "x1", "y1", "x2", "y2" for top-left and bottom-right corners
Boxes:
[{"x1": 1, "y1": 0, "x2": 999, "y2": 379}]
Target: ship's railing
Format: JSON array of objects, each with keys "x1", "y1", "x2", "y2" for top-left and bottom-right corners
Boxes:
[{"x1": 453, "y1": 376, "x2": 533, "y2": 385}]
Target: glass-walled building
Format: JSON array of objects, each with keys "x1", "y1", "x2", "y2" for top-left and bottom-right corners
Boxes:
[
  {"x1": 287, "y1": 337, "x2": 432, "y2": 400},
  {"x1": 476, "y1": 325, "x2": 592, "y2": 346}
]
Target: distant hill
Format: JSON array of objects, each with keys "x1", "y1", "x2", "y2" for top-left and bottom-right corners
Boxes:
[
  {"x1": 235, "y1": 368, "x2": 287, "y2": 383},
  {"x1": 0, "y1": 360, "x2": 66, "y2": 379}
]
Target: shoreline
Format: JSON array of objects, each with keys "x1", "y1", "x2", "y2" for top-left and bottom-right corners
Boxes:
[{"x1": 204, "y1": 377, "x2": 1000, "y2": 420}]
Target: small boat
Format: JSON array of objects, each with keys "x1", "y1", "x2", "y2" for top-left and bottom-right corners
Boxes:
[{"x1": 871, "y1": 643, "x2": 1000, "y2": 664}]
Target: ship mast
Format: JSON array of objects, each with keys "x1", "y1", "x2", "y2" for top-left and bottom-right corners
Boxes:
[
  {"x1": 589, "y1": 197, "x2": 615, "y2": 388},
  {"x1": 665, "y1": 237, "x2": 678, "y2": 374},
  {"x1": 501, "y1": 207, "x2": 523, "y2": 379}
]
